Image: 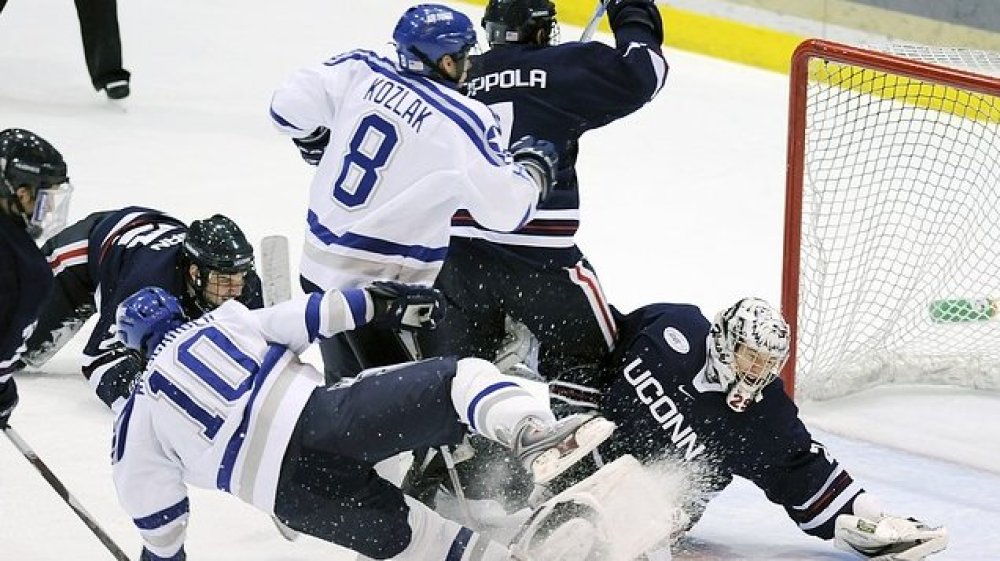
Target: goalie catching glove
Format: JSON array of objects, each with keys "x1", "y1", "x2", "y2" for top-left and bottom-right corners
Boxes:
[
  {"x1": 834, "y1": 514, "x2": 949, "y2": 561},
  {"x1": 365, "y1": 281, "x2": 444, "y2": 331},
  {"x1": 510, "y1": 135, "x2": 558, "y2": 204}
]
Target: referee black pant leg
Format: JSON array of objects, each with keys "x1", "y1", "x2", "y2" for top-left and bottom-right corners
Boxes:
[{"x1": 73, "y1": 0, "x2": 129, "y2": 90}]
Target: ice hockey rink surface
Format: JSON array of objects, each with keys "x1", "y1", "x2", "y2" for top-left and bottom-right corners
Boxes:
[{"x1": 1, "y1": 0, "x2": 998, "y2": 559}]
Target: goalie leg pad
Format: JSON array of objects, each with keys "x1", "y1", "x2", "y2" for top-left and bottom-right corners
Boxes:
[
  {"x1": 515, "y1": 455, "x2": 686, "y2": 561},
  {"x1": 834, "y1": 514, "x2": 949, "y2": 560}
]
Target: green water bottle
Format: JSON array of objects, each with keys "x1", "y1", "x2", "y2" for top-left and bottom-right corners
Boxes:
[{"x1": 928, "y1": 298, "x2": 998, "y2": 323}]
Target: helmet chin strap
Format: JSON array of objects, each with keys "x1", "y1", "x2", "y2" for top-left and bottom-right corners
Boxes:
[
  {"x1": 183, "y1": 269, "x2": 210, "y2": 315},
  {"x1": 4, "y1": 189, "x2": 40, "y2": 238}
]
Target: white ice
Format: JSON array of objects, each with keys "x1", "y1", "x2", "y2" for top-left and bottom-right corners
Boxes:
[{"x1": 1, "y1": 0, "x2": 997, "y2": 559}]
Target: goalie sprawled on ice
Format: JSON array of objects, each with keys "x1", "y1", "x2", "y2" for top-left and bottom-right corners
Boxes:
[{"x1": 414, "y1": 298, "x2": 950, "y2": 561}]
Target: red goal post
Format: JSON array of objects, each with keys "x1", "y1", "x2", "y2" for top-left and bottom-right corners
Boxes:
[{"x1": 781, "y1": 39, "x2": 1000, "y2": 400}]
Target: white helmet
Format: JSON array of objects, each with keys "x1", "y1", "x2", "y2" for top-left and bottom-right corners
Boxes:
[{"x1": 709, "y1": 297, "x2": 790, "y2": 412}]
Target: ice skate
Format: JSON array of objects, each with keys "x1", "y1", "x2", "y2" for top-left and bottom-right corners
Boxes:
[{"x1": 507, "y1": 414, "x2": 615, "y2": 484}]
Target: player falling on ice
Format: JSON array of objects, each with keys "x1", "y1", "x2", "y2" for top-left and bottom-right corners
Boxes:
[{"x1": 110, "y1": 283, "x2": 614, "y2": 561}]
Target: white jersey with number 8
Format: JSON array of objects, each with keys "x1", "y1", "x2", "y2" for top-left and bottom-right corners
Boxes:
[{"x1": 270, "y1": 48, "x2": 540, "y2": 290}]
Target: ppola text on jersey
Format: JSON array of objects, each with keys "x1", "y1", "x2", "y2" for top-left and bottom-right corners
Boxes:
[{"x1": 466, "y1": 69, "x2": 547, "y2": 97}]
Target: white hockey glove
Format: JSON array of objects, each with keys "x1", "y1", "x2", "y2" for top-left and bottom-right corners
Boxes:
[
  {"x1": 365, "y1": 281, "x2": 445, "y2": 331},
  {"x1": 834, "y1": 514, "x2": 949, "y2": 561},
  {"x1": 510, "y1": 135, "x2": 558, "y2": 203}
]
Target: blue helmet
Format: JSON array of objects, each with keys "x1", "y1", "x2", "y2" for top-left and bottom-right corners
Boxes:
[
  {"x1": 116, "y1": 287, "x2": 188, "y2": 357},
  {"x1": 393, "y1": 4, "x2": 477, "y2": 78}
]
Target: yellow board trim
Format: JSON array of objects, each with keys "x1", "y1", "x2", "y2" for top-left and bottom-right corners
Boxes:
[{"x1": 809, "y1": 59, "x2": 1000, "y2": 124}]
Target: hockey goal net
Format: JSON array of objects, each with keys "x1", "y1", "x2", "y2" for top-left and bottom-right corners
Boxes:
[{"x1": 781, "y1": 39, "x2": 1000, "y2": 400}]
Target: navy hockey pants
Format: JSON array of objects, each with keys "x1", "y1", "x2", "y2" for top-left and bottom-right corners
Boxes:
[
  {"x1": 274, "y1": 356, "x2": 468, "y2": 559},
  {"x1": 418, "y1": 237, "x2": 617, "y2": 390},
  {"x1": 300, "y1": 276, "x2": 413, "y2": 383}
]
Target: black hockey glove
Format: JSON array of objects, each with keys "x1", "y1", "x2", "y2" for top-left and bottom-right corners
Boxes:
[
  {"x1": 365, "y1": 281, "x2": 445, "y2": 331},
  {"x1": 0, "y1": 379, "x2": 17, "y2": 428},
  {"x1": 605, "y1": 0, "x2": 663, "y2": 44},
  {"x1": 510, "y1": 135, "x2": 558, "y2": 204},
  {"x1": 292, "y1": 126, "x2": 330, "y2": 166}
]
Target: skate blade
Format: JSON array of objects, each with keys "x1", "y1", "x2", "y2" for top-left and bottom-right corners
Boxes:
[{"x1": 531, "y1": 417, "x2": 615, "y2": 484}]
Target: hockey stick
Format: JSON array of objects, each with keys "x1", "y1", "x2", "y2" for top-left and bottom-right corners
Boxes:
[
  {"x1": 580, "y1": 0, "x2": 607, "y2": 41},
  {"x1": 257, "y1": 235, "x2": 301, "y2": 542},
  {"x1": 259, "y1": 235, "x2": 292, "y2": 307},
  {"x1": 3, "y1": 426, "x2": 132, "y2": 561}
]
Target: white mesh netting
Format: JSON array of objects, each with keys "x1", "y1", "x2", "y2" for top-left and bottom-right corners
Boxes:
[{"x1": 792, "y1": 42, "x2": 1000, "y2": 399}]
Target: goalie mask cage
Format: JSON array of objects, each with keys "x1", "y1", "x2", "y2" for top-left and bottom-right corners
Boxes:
[{"x1": 781, "y1": 39, "x2": 1000, "y2": 400}]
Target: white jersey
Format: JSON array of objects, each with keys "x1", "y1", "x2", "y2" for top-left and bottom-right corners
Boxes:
[
  {"x1": 270, "y1": 48, "x2": 540, "y2": 290},
  {"x1": 111, "y1": 289, "x2": 373, "y2": 559}
]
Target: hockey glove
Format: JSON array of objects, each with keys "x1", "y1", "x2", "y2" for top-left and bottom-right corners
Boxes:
[
  {"x1": 292, "y1": 126, "x2": 330, "y2": 166},
  {"x1": 0, "y1": 379, "x2": 18, "y2": 428},
  {"x1": 365, "y1": 281, "x2": 445, "y2": 331},
  {"x1": 834, "y1": 514, "x2": 949, "y2": 560},
  {"x1": 605, "y1": 0, "x2": 664, "y2": 44},
  {"x1": 510, "y1": 135, "x2": 558, "y2": 204}
]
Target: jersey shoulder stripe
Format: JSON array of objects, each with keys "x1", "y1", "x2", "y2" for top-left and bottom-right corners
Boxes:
[{"x1": 326, "y1": 50, "x2": 505, "y2": 167}]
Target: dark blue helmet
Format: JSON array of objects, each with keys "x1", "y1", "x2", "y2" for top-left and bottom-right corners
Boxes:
[
  {"x1": 0, "y1": 128, "x2": 73, "y2": 239},
  {"x1": 482, "y1": 0, "x2": 557, "y2": 46},
  {"x1": 182, "y1": 214, "x2": 255, "y2": 314},
  {"x1": 0, "y1": 128, "x2": 68, "y2": 198},
  {"x1": 393, "y1": 4, "x2": 477, "y2": 78},
  {"x1": 116, "y1": 287, "x2": 188, "y2": 357}
]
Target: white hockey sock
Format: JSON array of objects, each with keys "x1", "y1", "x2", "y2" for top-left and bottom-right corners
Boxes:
[{"x1": 451, "y1": 357, "x2": 555, "y2": 443}]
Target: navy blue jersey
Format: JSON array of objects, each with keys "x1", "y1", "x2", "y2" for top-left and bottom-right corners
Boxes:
[
  {"x1": 600, "y1": 303, "x2": 864, "y2": 540},
  {"x1": 36, "y1": 207, "x2": 263, "y2": 410},
  {"x1": 452, "y1": 24, "x2": 667, "y2": 258},
  {"x1": 0, "y1": 214, "x2": 53, "y2": 385},
  {"x1": 80, "y1": 208, "x2": 188, "y2": 408}
]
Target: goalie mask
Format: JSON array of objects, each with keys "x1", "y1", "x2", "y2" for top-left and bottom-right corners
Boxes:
[
  {"x1": 0, "y1": 128, "x2": 73, "y2": 241},
  {"x1": 708, "y1": 298, "x2": 790, "y2": 412},
  {"x1": 181, "y1": 214, "x2": 255, "y2": 314}
]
